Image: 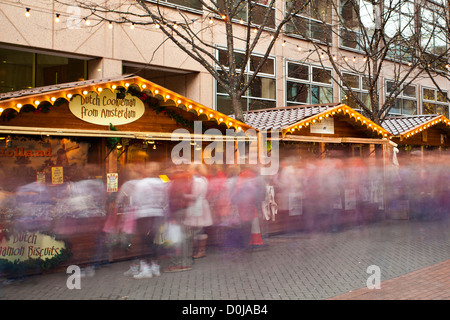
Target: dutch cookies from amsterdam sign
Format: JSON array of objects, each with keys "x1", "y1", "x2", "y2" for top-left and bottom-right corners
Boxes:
[{"x1": 69, "y1": 89, "x2": 145, "y2": 126}]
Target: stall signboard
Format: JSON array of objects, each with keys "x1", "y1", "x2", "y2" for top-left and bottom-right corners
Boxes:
[
  {"x1": 107, "y1": 173, "x2": 118, "y2": 192},
  {"x1": 310, "y1": 117, "x2": 335, "y2": 134},
  {"x1": 51, "y1": 166, "x2": 64, "y2": 185},
  {"x1": 36, "y1": 171, "x2": 46, "y2": 184},
  {"x1": 0, "y1": 231, "x2": 66, "y2": 262},
  {"x1": 69, "y1": 89, "x2": 145, "y2": 126},
  {"x1": 0, "y1": 137, "x2": 89, "y2": 189}
]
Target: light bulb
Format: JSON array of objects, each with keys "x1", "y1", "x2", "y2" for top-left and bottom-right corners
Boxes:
[{"x1": 25, "y1": 8, "x2": 30, "y2": 18}]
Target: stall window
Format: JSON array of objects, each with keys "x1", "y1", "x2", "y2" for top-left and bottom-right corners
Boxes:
[
  {"x1": 340, "y1": 73, "x2": 371, "y2": 112},
  {"x1": 285, "y1": 0, "x2": 332, "y2": 43},
  {"x1": 386, "y1": 80, "x2": 417, "y2": 115},
  {"x1": 0, "y1": 47, "x2": 87, "y2": 93},
  {"x1": 215, "y1": 48, "x2": 276, "y2": 115},
  {"x1": 286, "y1": 61, "x2": 333, "y2": 105},
  {"x1": 423, "y1": 87, "x2": 449, "y2": 117}
]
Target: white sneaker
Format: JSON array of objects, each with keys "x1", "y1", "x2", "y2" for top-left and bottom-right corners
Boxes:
[
  {"x1": 151, "y1": 263, "x2": 161, "y2": 277},
  {"x1": 123, "y1": 264, "x2": 139, "y2": 277},
  {"x1": 133, "y1": 261, "x2": 152, "y2": 279}
]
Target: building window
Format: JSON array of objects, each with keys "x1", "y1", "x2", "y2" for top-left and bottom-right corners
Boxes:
[
  {"x1": 0, "y1": 47, "x2": 87, "y2": 94},
  {"x1": 286, "y1": 61, "x2": 333, "y2": 106},
  {"x1": 215, "y1": 48, "x2": 276, "y2": 115},
  {"x1": 384, "y1": 0, "x2": 415, "y2": 62},
  {"x1": 423, "y1": 87, "x2": 449, "y2": 117},
  {"x1": 339, "y1": 0, "x2": 375, "y2": 50},
  {"x1": 340, "y1": 73, "x2": 371, "y2": 111},
  {"x1": 149, "y1": 0, "x2": 203, "y2": 11},
  {"x1": 217, "y1": 0, "x2": 275, "y2": 28},
  {"x1": 420, "y1": 1, "x2": 448, "y2": 71},
  {"x1": 386, "y1": 80, "x2": 417, "y2": 115},
  {"x1": 285, "y1": 0, "x2": 332, "y2": 43}
]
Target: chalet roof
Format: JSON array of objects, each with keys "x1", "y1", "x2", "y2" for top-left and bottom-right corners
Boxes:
[
  {"x1": 0, "y1": 75, "x2": 254, "y2": 133},
  {"x1": 243, "y1": 103, "x2": 340, "y2": 131},
  {"x1": 242, "y1": 103, "x2": 392, "y2": 139},
  {"x1": 0, "y1": 75, "x2": 135, "y2": 102},
  {"x1": 382, "y1": 114, "x2": 450, "y2": 137}
]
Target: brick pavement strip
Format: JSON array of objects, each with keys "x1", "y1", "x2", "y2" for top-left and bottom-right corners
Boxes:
[
  {"x1": 0, "y1": 218, "x2": 449, "y2": 300},
  {"x1": 329, "y1": 259, "x2": 450, "y2": 300}
]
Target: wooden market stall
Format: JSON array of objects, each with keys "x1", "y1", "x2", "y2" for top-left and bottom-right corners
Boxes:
[
  {"x1": 382, "y1": 114, "x2": 450, "y2": 156},
  {"x1": 244, "y1": 103, "x2": 393, "y2": 234},
  {"x1": 382, "y1": 114, "x2": 450, "y2": 220},
  {"x1": 0, "y1": 75, "x2": 255, "y2": 276}
]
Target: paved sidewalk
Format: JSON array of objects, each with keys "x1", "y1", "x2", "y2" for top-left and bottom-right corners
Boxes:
[
  {"x1": 1, "y1": 217, "x2": 449, "y2": 300},
  {"x1": 330, "y1": 259, "x2": 450, "y2": 300}
]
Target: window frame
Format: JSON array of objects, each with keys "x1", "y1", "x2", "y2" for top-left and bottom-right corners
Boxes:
[
  {"x1": 385, "y1": 80, "x2": 418, "y2": 116},
  {"x1": 285, "y1": 0, "x2": 333, "y2": 44},
  {"x1": 216, "y1": 0, "x2": 276, "y2": 30},
  {"x1": 339, "y1": 72, "x2": 371, "y2": 112},
  {"x1": 422, "y1": 86, "x2": 449, "y2": 117},
  {"x1": 215, "y1": 47, "x2": 277, "y2": 114},
  {"x1": 285, "y1": 60, "x2": 334, "y2": 106},
  {"x1": 146, "y1": 0, "x2": 203, "y2": 14}
]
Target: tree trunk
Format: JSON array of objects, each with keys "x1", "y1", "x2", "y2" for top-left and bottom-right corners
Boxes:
[{"x1": 231, "y1": 93, "x2": 244, "y2": 122}]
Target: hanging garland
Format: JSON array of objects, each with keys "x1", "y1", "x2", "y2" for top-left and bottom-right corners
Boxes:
[
  {"x1": 127, "y1": 86, "x2": 194, "y2": 129},
  {"x1": 1, "y1": 86, "x2": 195, "y2": 129},
  {"x1": 106, "y1": 123, "x2": 121, "y2": 150},
  {"x1": 0, "y1": 247, "x2": 72, "y2": 276},
  {"x1": 0, "y1": 108, "x2": 18, "y2": 121}
]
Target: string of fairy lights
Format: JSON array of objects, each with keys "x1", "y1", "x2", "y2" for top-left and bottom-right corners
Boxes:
[
  {"x1": 3, "y1": 4, "x2": 450, "y2": 141},
  {"x1": 18, "y1": 4, "x2": 450, "y2": 71}
]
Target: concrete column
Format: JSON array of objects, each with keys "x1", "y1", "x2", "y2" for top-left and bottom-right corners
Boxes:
[{"x1": 88, "y1": 58, "x2": 122, "y2": 79}]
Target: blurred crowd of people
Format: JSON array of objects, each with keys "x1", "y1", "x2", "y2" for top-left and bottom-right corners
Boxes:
[{"x1": 2, "y1": 152, "x2": 450, "y2": 278}]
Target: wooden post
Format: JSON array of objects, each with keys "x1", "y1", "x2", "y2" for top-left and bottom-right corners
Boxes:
[
  {"x1": 369, "y1": 144, "x2": 376, "y2": 158},
  {"x1": 382, "y1": 141, "x2": 390, "y2": 220},
  {"x1": 319, "y1": 142, "x2": 326, "y2": 158}
]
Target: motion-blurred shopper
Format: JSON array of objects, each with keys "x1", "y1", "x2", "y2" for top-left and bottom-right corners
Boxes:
[
  {"x1": 184, "y1": 164, "x2": 213, "y2": 259},
  {"x1": 131, "y1": 163, "x2": 169, "y2": 279},
  {"x1": 164, "y1": 165, "x2": 194, "y2": 272},
  {"x1": 231, "y1": 165, "x2": 266, "y2": 248}
]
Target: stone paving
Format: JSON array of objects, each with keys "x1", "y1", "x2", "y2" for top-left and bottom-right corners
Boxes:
[{"x1": 1, "y1": 217, "x2": 449, "y2": 300}]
